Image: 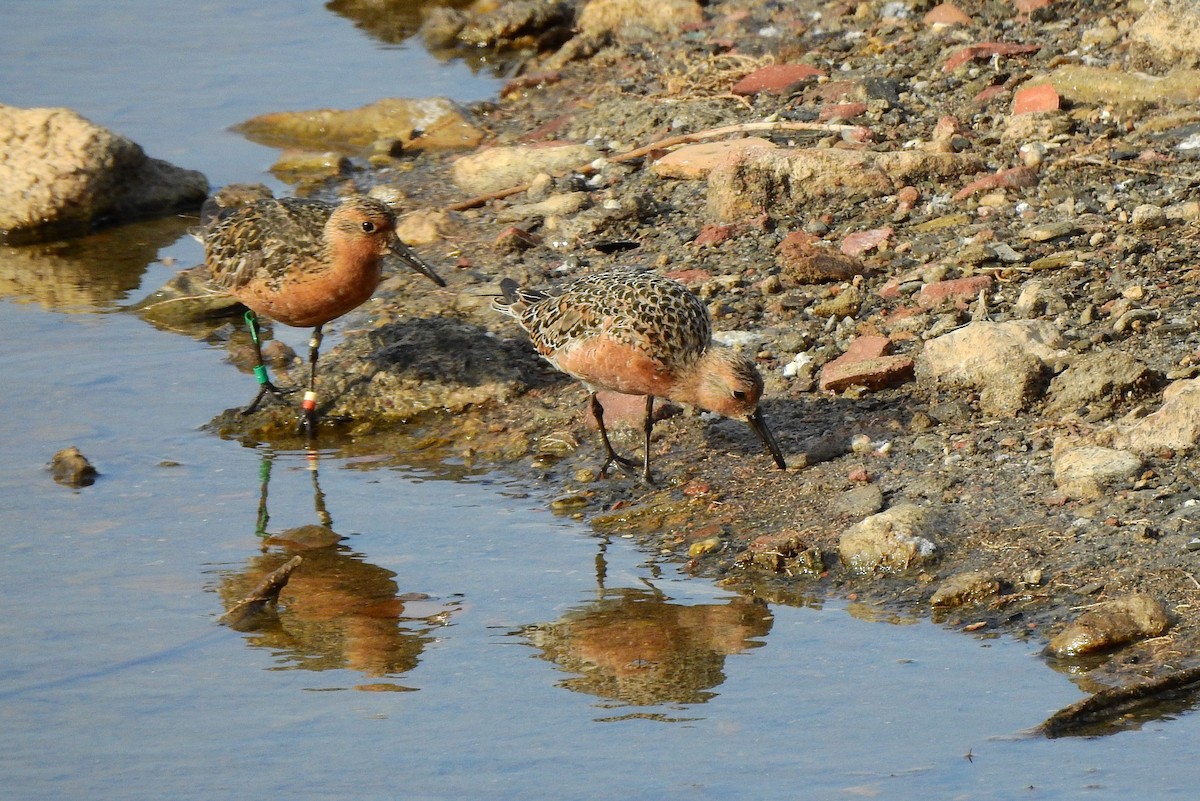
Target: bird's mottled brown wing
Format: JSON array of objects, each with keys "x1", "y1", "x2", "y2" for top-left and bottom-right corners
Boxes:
[
  {"x1": 517, "y1": 271, "x2": 711, "y2": 370},
  {"x1": 204, "y1": 198, "x2": 335, "y2": 291}
]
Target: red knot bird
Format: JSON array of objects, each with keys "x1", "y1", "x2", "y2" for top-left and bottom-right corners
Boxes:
[
  {"x1": 202, "y1": 194, "x2": 445, "y2": 434},
  {"x1": 493, "y1": 269, "x2": 787, "y2": 481}
]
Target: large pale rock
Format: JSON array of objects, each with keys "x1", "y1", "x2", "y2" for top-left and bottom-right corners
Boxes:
[
  {"x1": 838, "y1": 504, "x2": 939, "y2": 574},
  {"x1": 1046, "y1": 594, "x2": 1170, "y2": 658},
  {"x1": 577, "y1": 0, "x2": 703, "y2": 39},
  {"x1": 1051, "y1": 441, "x2": 1142, "y2": 500},
  {"x1": 707, "y1": 147, "x2": 983, "y2": 221},
  {"x1": 0, "y1": 105, "x2": 208, "y2": 244},
  {"x1": 1113, "y1": 377, "x2": 1200, "y2": 455},
  {"x1": 451, "y1": 143, "x2": 600, "y2": 196},
  {"x1": 1129, "y1": 0, "x2": 1200, "y2": 70},
  {"x1": 235, "y1": 97, "x2": 484, "y2": 154},
  {"x1": 919, "y1": 320, "x2": 1069, "y2": 416}
]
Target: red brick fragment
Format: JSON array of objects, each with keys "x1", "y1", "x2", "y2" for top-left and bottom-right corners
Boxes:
[
  {"x1": 1012, "y1": 83, "x2": 1059, "y2": 114},
  {"x1": 917, "y1": 275, "x2": 994, "y2": 308},
  {"x1": 841, "y1": 227, "x2": 893, "y2": 257},
  {"x1": 694, "y1": 223, "x2": 733, "y2": 247},
  {"x1": 732, "y1": 63, "x2": 825, "y2": 96},
  {"x1": 820, "y1": 355, "x2": 915, "y2": 392},
  {"x1": 953, "y1": 166, "x2": 1039, "y2": 200},
  {"x1": 942, "y1": 42, "x2": 1041, "y2": 72},
  {"x1": 819, "y1": 102, "x2": 868, "y2": 121}
]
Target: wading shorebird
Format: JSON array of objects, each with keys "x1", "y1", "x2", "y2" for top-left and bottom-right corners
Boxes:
[
  {"x1": 493, "y1": 270, "x2": 787, "y2": 482},
  {"x1": 202, "y1": 194, "x2": 445, "y2": 434}
]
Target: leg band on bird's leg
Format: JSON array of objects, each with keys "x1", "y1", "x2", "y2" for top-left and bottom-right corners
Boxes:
[
  {"x1": 240, "y1": 311, "x2": 288, "y2": 414},
  {"x1": 296, "y1": 325, "x2": 324, "y2": 437}
]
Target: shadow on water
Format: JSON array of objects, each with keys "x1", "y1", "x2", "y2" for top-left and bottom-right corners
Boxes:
[{"x1": 214, "y1": 449, "x2": 460, "y2": 689}]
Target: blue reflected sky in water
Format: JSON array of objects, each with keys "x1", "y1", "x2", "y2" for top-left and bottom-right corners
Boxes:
[
  {"x1": 1, "y1": 285, "x2": 1198, "y2": 800},
  {"x1": 2, "y1": 2, "x2": 1200, "y2": 799},
  {"x1": 0, "y1": 0, "x2": 501, "y2": 192}
]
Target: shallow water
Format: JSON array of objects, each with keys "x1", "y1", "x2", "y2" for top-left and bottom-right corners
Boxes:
[{"x1": 3, "y1": 3, "x2": 1200, "y2": 800}]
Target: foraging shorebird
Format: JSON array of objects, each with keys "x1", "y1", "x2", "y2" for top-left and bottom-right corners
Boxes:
[
  {"x1": 493, "y1": 270, "x2": 787, "y2": 481},
  {"x1": 202, "y1": 194, "x2": 445, "y2": 434}
]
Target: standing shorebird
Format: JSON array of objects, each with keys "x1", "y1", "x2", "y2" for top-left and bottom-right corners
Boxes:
[
  {"x1": 202, "y1": 194, "x2": 445, "y2": 434},
  {"x1": 493, "y1": 270, "x2": 787, "y2": 481}
]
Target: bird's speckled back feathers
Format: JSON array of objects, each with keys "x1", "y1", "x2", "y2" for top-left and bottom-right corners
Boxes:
[{"x1": 494, "y1": 270, "x2": 712, "y2": 372}]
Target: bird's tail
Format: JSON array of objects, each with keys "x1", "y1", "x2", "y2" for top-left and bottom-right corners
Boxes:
[{"x1": 492, "y1": 278, "x2": 545, "y2": 316}]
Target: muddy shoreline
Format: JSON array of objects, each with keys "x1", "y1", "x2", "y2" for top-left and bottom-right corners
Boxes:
[{"x1": 199, "y1": 0, "x2": 1200, "y2": 702}]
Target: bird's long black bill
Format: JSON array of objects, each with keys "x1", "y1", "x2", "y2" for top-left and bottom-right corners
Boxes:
[
  {"x1": 747, "y1": 407, "x2": 787, "y2": 470},
  {"x1": 390, "y1": 239, "x2": 446, "y2": 287}
]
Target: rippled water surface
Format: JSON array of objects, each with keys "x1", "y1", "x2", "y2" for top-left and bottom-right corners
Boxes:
[{"x1": 3, "y1": 3, "x2": 1200, "y2": 799}]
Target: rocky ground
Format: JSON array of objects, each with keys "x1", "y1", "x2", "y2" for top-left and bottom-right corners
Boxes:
[{"x1": 180, "y1": 0, "x2": 1200, "y2": 706}]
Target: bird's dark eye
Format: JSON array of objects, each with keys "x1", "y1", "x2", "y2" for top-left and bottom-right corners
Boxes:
[{"x1": 361, "y1": 221, "x2": 377, "y2": 233}]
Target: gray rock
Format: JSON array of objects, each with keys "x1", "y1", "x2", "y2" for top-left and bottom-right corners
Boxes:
[
  {"x1": 1045, "y1": 350, "x2": 1159, "y2": 418},
  {"x1": 707, "y1": 147, "x2": 983, "y2": 221},
  {"x1": 838, "y1": 503, "x2": 939, "y2": 574},
  {"x1": 930, "y1": 571, "x2": 1001, "y2": 608},
  {"x1": 0, "y1": 105, "x2": 208, "y2": 244},
  {"x1": 831, "y1": 483, "x2": 885, "y2": 518}
]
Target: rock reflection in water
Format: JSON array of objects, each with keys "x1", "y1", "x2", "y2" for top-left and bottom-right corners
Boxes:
[
  {"x1": 216, "y1": 451, "x2": 457, "y2": 684},
  {"x1": 524, "y1": 569, "x2": 772, "y2": 707},
  {"x1": 0, "y1": 215, "x2": 194, "y2": 310}
]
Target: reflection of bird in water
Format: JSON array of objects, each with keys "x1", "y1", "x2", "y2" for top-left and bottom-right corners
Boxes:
[
  {"x1": 199, "y1": 189, "x2": 445, "y2": 435},
  {"x1": 493, "y1": 270, "x2": 786, "y2": 482},
  {"x1": 217, "y1": 450, "x2": 456, "y2": 681},
  {"x1": 523, "y1": 539, "x2": 773, "y2": 707}
]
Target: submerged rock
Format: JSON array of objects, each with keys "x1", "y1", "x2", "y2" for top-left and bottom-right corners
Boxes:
[
  {"x1": 235, "y1": 97, "x2": 485, "y2": 155},
  {"x1": 50, "y1": 446, "x2": 98, "y2": 488},
  {"x1": 320, "y1": 317, "x2": 546, "y2": 422},
  {"x1": 129, "y1": 265, "x2": 243, "y2": 332}
]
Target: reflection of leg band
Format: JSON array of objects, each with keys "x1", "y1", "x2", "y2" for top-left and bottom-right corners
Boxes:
[
  {"x1": 253, "y1": 365, "x2": 270, "y2": 386},
  {"x1": 301, "y1": 391, "x2": 317, "y2": 413}
]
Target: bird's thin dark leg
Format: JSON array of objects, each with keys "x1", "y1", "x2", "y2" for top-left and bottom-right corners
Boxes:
[
  {"x1": 640, "y1": 395, "x2": 656, "y2": 484},
  {"x1": 592, "y1": 392, "x2": 638, "y2": 477},
  {"x1": 297, "y1": 324, "x2": 323, "y2": 436},
  {"x1": 241, "y1": 310, "x2": 289, "y2": 415}
]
